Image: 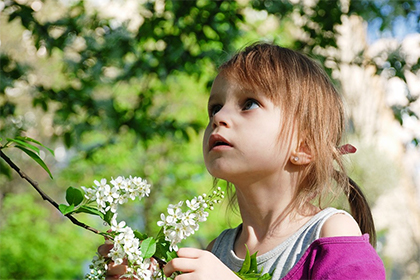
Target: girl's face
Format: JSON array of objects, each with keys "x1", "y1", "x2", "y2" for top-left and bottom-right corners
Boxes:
[{"x1": 203, "y1": 74, "x2": 293, "y2": 185}]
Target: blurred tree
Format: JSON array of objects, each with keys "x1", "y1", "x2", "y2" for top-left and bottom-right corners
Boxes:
[
  {"x1": 251, "y1": 0, "x2": 420, "y2": 145},
  {"x1": 1, "y1": 0, "x2": 243, "y2": 151},
  {"x1": 2, "y1": 0, "x2": 418, "y2": 160},
  {"x1": 0, "y1": 193, "x2": 101, "y2": 279}
]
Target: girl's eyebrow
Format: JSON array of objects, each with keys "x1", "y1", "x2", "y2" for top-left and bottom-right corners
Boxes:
[{"x1": 207, "y1": 93, "x2": 221, "y2": 104}]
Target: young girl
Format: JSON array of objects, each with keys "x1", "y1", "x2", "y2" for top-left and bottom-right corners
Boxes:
[{"x1": 101, "y1": 43, "x2": 386, "y2": 279}]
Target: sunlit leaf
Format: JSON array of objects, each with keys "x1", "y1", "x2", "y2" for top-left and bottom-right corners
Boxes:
[
  {"x1": 59, "y1": 203, "x2": 75, "y2": 215},
  {"x1": 140, "y1": 237, "x2": 156, "y2": 259},
  {"x1": 238, "y1": 246, "x2": 251, "y2": 274},
  {"x1": 16, "y1": 136, "x2": 55, "y2": 155},
  {"x1": 14, "y1": 145, "x2": 53, "y2": 179},
  {"x1": 7, "y1": 138, "x2": 40, "y2": 154},
  {"x1": 235, "y1": 246, "x2": 273, "y2": 279}
]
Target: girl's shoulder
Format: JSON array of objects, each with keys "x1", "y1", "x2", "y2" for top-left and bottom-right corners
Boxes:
[
  {"x1": 282, "y1": 234, "x2": 386, "y2": 280},
  {"x1": 320, "y1": 212, "x2": 362, "y2": 238}
]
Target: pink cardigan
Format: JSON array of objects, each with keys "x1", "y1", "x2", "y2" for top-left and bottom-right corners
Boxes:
[{"x1": 282, "y1": 234, "x2": 386, "y2": 280}]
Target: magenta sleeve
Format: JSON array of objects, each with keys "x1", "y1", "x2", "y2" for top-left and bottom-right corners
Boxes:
[{"x1": 282, "y1": 234, "x2": 386, "y2": 280}]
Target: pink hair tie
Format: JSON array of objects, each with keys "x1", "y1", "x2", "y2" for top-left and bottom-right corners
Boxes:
[{"x1": 338, "y1": 144, "x2": 357, "y2": 155}]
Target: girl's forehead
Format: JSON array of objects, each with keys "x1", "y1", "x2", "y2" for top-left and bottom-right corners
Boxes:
[{"x1": 209, "y1": 74, "x2": 256, "y2": 98}]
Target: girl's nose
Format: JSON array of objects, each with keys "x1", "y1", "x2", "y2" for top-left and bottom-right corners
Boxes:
[{"x1": 212, "y1": 107, "x2": 231, "y2": 129}]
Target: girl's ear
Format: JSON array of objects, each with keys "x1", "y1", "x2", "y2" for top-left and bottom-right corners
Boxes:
[{"x1": 290, "y1": 141, "x2": 312, "y2": 165}]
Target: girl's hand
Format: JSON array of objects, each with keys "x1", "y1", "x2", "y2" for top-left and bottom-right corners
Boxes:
[
  {"x1": 97, "y1": 241, "x2": 159, "y2": 280},
  {"x1": 97, "y1": 242, "x2": 128, "y2": 280},
  {"x1": 163, "y1": 248, "x2": 240, "y2": 280}
]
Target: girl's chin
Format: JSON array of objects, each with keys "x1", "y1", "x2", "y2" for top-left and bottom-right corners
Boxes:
[{"x1": 207, "y1": 170, "x2": 237, "y2": 184}]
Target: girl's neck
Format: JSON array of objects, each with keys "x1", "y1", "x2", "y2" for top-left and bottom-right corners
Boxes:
[
  {"x1": 234, "y1": 172, "x2": 298, "y2": 231},
  {"x1": 233, "y1": 179, "x2": 319, "y2": 258}
]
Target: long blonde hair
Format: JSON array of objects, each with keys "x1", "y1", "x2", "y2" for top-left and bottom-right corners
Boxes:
[{"x1": 218, "y1": 42, "x2": 376, "y2": 246}]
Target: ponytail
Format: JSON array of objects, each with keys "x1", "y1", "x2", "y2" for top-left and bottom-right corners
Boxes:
[{"x1": 335, "y1": 170, "x2": 377, "y2": 247}]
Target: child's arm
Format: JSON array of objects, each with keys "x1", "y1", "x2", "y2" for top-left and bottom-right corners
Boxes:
[
  {"x1": 320, "y1": 213, "x2": 362, "y2": 237},
  {"x1": 163, "y1": 248, "x2": 241, "y2": 280}
]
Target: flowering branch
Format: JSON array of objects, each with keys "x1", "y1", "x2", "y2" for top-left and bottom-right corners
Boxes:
[
  {"x1": 0, "y1": 147, "x2": 103, "y2": 236},
  {"x1": 1, "y1": 138, "x2": 270, "y2": 279},
  {"x1": 79, "y1": 176, "x2": 225, "y2": 280}
]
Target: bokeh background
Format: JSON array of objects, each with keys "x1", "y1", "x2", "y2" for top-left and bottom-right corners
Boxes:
[{"x1": 1, "y1": 0, "x2": 419, "y2": 279}]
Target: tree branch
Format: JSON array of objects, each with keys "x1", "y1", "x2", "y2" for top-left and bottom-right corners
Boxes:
[
  {"x1": 0, "y1": 148, "x2": 103, "y2": 236},
  {"x1": 0, "y1": 146, "x2": 168, "y2": 266}
]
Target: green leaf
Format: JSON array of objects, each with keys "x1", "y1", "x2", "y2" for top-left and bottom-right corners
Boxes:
[
  {"x1": 59, "y1": 204, "x2": 75, "y2": 215},
  {"x1": 238, "y1": 246, "x2": 251, "y2": 274},
  {"x1": 6, "y1": 138, "x2": 40, "y2": 154},
  {"x1": 74, "y1": 205, "x2": 104, "y2": 219},
  {"x1": 16, "y1": 136, "x2": 55, "y2": 155},
  {"x1": 134, "y1": 230, "x2": 148, "y2": 241},
  {"x1": 154, "y1": 228, "x2": 178, "y2": 262},
  {"x1": 104, "y1": 210, "x2": 113, "y2": 225},
  {"x1": 165, "y1": 250, "x2": 178, "y2": 262},
  {"x1": 14, "y1": 145, "x2": 53, "y2": 179},
  {"x1": 65, "y1": 186, "x2": 84, "y2": 206},
  {"x1": 140, "y1": 237, "x2": 156, "y2": 259},
  {"x1": 235, "y1": 246, "x2": 273, "y2": 280},
  {"x1": 249, "y1": 251, "x2": 258, "y2": 273}
]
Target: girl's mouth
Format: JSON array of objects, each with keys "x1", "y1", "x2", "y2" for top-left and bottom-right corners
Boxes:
[{"x1": 209, "y1": 134, "x2": 232, "y2": 150}]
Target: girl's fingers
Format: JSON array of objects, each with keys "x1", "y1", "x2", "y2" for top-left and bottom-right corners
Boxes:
[
  {"x1": 106, "y1": 260, "x2": 128, "y2": 276},
  {"x1": 176, "y1": 247, "x2": 204, "y2": 258},
  {"x1": 98, "y1": 243, "x2": 114, "y2": 256},
  {"x1": 163, "y1": 258, "x2": 197, "y2": 277}
]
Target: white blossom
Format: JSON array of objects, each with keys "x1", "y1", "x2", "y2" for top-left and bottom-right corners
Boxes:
[
  {"x1": 81, "y1": 176, "x2": 152, "y2": 218},
  {"x1": 111, "y1": 215, "x2": 126, "y2": 232},
  {"x1": 157, "y1": 187, "x2": 224, "y2": 252},
  {"x1": 83, "y1": 176, "x2": 224, "y2": 280}
]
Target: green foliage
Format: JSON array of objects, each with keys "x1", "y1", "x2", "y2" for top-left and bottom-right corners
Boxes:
[
  {"x1": 0, "y1": 193, "x2": 100, "y2": 279},
  {"x1": 139, "y1": 237, "x2": 157, "y2": 259},
  {"x1": 65, "y1": 186, "x2": 84, "y2": 206},
  {"x1": 235, "y1": 246, "x2": 273, "y2": 280},
  {"x1": 59, "y1": 186, "x2": 92, "y2": 216},
  {"x1": 1, "y1": 136, "x2": 55, "y2": 178},
  {"x1": 1, "y1": 0, "x2": 243, "y2": 150},
  {"x1": 154, "y1": 228, "x2": 178, "y2": 263}
]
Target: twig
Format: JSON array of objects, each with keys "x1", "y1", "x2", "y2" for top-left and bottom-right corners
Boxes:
[
  {"x1": 0, "y1": 147, "x2": 167, "y2": 265},
  {"x1": 0, "y1": 148, "x2": 103, "y2": 236}
]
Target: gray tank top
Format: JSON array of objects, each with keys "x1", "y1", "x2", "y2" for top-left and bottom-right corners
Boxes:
[{"x1": 211, "y1": 207, "x2": 352, "y2": 279}]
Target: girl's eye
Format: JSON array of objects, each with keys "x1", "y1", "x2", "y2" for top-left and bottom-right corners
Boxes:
[
  {"x1": 209, "y1": 104, "x2": 222, "y2": 116},
  {"x1": 243, "y1": 99, "x2": 260, "y2": 111}
]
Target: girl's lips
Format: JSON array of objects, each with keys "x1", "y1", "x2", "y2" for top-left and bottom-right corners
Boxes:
[{"x1": 209, "y1": 134, "x2": 233, "y2": 151}]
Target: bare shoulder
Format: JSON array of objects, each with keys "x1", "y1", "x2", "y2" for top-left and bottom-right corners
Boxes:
[
  {"x1": 206, "y1": 238, "x2": 217, "y2": 251},
  {"x1": 320, "y1": 213, "x2": 362, "y2": 238}
]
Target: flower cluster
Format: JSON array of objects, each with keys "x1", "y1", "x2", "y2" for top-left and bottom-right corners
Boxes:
[
  {"x1": 85, "y1": 215, "x2": 162, "y2": 280},
  {"x1": 157, "y1": 187, "x2": 225, "y2": 251},
  {"x1": 82, "y1": 176, "x2": 151, "y2": 214},
  {"x1": 85, "y1": 254, "x2": 107, "y2": 280},
  {"x1": 81, "y1": 176, "x2": 225, "y2": 280}
]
